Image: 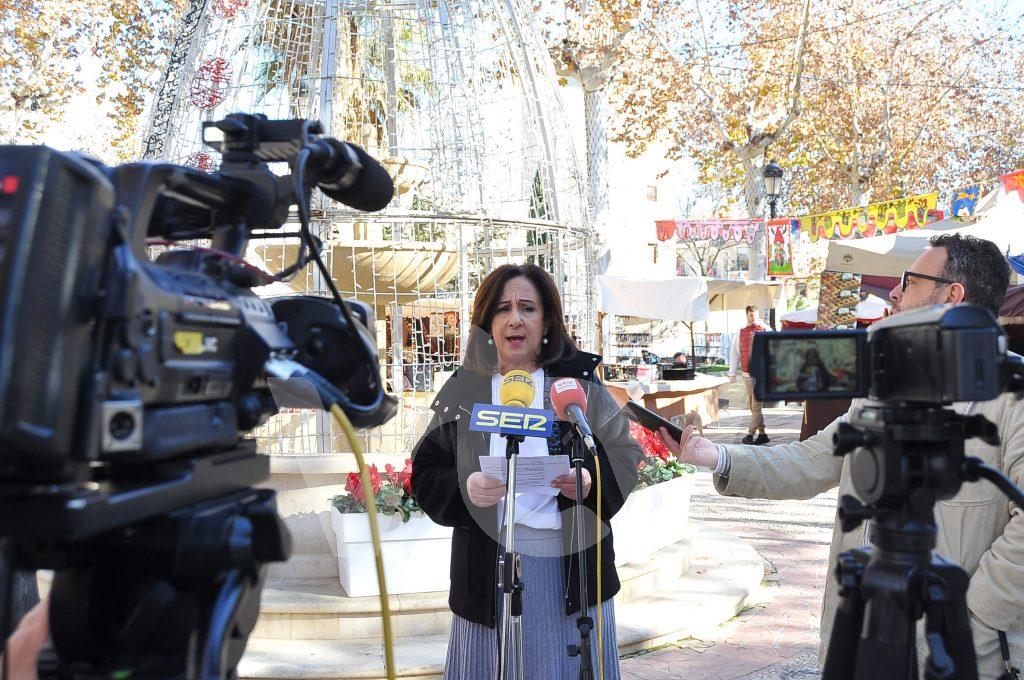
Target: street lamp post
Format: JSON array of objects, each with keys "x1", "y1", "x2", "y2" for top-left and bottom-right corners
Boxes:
[
  {"x1": 762, "y1": 160, "x2": 784, "y2": 220},
  {"x1": 761, "y1": 160, "x2": 785, "y2": 325}
]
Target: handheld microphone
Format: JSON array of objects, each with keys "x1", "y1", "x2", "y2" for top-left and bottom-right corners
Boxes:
[
  {"x1": 500, "y1": 370, "x2": 536, "y2": 407},
  {"x1": 305, "y1": 138, "x2": 395, "y2": 212},
  {"x1": 550, "y1": 378, "x2": 597, "y2": 455}
]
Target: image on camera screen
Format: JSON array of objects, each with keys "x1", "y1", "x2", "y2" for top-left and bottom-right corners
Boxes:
[{"x1": 767, "y1": 336, "x2": 860, "y2": 396}]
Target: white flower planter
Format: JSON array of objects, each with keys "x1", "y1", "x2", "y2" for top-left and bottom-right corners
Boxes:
[
  {"x1": 331, "y1": 508, "x2": 453, "y2": 597},
  {"x1": 330, "y1": 474, "x2": 694, "y2": 595},
  {"x1": 611, "y1": 474, "x2": 695, "y2": 567}
]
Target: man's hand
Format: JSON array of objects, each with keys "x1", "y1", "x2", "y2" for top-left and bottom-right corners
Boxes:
[
  {"x1": 3, "y1": 598, "x2": 48, "y2": 680},
  {"x1": 659, "y1": 425, "x2": 720, "y2": 469},
  {"x1": 551, "y1": 469, "x2": 591, "y2": 500},
  {"x1": 466, "y1": 472, "x2": 506, "y2": 507}
]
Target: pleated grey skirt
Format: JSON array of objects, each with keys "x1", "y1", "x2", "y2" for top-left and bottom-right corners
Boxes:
[{"x1": 443, "y1": 525, "x2": 621, "y2": 680}]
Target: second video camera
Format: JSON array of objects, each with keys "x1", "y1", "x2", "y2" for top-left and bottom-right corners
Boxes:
[{"x1": 747, "y1": 304, "x2": 1019, "y2": 405}]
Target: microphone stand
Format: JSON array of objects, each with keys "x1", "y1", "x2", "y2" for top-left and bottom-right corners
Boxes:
[
  {"x1": 563, "y1": 427, "x2": 596, "y2": 680},
  {"x1": 497, "y1": 433, "x2": 525, "y2": 680}
]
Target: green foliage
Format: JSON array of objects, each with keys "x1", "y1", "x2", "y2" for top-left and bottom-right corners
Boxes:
[
  {"x1": 330, "y1": 490, "x2": 423, "y2": 524},
  {"x1": 635, "y1": 455, "x2": 695, "y2": 491}
]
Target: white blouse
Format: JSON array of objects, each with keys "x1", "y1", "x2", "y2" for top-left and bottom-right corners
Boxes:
[{"x1": 488, "y1": 369, "x2": 561, "y2": 530}]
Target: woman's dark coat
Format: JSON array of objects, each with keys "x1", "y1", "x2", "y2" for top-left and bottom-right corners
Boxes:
[{"x1": 410, "y1": 351, "x2": 643, "y2": 628}]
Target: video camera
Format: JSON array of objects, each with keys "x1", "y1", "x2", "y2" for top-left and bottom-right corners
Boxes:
[
  {"x1": 747, "y1": 304, "x2": 1022, "y2": 405},
  {"x1": 0, "y1": 113, "x2": 397, "y2": 678},
  {"x1": 749, "y1": 307, "x2": 1024, "y2": 680}
]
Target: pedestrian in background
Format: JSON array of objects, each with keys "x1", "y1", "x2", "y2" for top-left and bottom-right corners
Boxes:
[{"x1": 729, "y1": 305, "x2": 769, "y2": 445}]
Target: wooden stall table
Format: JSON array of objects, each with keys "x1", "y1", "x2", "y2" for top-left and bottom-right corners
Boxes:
[{"x1": 605, "y1": 373, "x2": 730, "y2": 428}]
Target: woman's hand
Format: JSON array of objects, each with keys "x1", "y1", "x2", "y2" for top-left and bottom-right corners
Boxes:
[
  {"x1": 467, "y1": 472, "x2": 507, "y2": 507},
  {"x1": 551, "y1": 469, "x2": 591, "y2": 500},
  {"x1": 658, "y1": 425, "x2": 720, "y2": 469}
]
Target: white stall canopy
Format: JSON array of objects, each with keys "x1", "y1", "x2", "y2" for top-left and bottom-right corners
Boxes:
[
  {"x1": 597, "y1": 276, "x2": 710, "y2": 321},
  {"x1": 704, "y1": 278, "x2": 784, "y2": 311},
  {"x1": 597, "y1": 276, "x2": 782, "y2": 321}
]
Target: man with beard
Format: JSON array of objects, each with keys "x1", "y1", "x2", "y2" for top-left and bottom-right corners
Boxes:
[{"x1": 661, "y1": 233, "x2": 1024, "y2": 678}]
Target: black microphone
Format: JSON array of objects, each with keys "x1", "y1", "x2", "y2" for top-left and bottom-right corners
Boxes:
[{"x1": 305, "y1": 138, "x2": 395, "y2": 212}]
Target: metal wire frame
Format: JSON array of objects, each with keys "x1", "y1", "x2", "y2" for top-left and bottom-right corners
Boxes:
[{"x1": 144, "y1": 0, "x2": 594, "y2": 457}]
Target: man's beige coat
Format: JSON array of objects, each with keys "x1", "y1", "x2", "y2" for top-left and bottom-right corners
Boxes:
[{"x1": 715, "y1": 394, "x2": 1024, "y2": 677}]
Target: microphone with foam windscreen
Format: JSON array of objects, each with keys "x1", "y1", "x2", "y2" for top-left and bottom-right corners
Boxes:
[
  {"x1": 550, "y1": 377, "x2": 598, "y2": 455},
  {"x1": 304, "y1": 138, "x2": 395, "y2": 212},
  {"x1": 499, "y1": 370, "x2": 536, "y2": 407}
]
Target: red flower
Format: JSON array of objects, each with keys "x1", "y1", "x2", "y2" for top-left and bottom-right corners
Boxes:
[
  {"x1": 345, "y1": 472, "x2": 365, "y2": 504},
  {"x1": 628, "y1": 420, "x2": 672, "y2": 463},
  {"x1": 368, "y1": 465, "x2": 382, "y2": 494},
  {"x1": 402, "y1": 458, "x2": 415, "y2": 495}
]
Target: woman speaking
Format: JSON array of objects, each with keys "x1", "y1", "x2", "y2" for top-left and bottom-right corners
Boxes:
[{"x1": 411, "y1": 264, "x2": 642, "y2": 679}]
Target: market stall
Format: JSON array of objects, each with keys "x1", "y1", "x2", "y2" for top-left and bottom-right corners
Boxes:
[
  {"x1": 796, "y1": 179, "x2": 1024, "y2": 439},
  {"x1": 824, "y1": 182, "x2": 1024, "y2": 277},
  {"x1": 597, "y1": 275, "x2": 782, "y2": 424},
  {"x1": 384, "y1": 298, "x2": 462, "y2": 393},
  {"x1": 780, "y1": 295, "x2": 889, "y2": 329}
]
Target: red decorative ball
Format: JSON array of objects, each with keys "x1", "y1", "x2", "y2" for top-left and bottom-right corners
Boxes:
[
  {"x1": 184, "y1": 152, "x2": 215, "y2": 173},
  {"x1": 211, "y1": 0, "x2": 249, "y2": 20},
  {"x1": 189, "y1": 57, "x2": 233, "y2": 110}
]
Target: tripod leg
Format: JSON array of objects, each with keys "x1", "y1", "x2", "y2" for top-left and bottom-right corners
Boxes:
[
  {"x1": 824, "y1": 590, "x2": 865, "y2": 680},
  {"x1": 198, "y1": 569, "x2": 247, "y2": 680},
  {"x1": 926, "y1": 560, "x2": 978, "y2": 680},
  {"x1": 512, "y1": 615, "x2": 524, "y2": 680},
  {"x1": 824, "y1": 553, "x2": 866, "y2": 680}
]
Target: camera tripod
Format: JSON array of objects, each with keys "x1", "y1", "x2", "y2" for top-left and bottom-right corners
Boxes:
[
  {"x1": 823, "y1": 403, "x2": 1024, "y2": 680},
  {"x1": 0, "y1": 445, "x2": 290, "y2": 679}
]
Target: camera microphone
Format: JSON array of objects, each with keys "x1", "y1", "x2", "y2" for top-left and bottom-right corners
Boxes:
[
  {"x1": 304, "y1": 138, "x2": 394, "y2": 212},
  {"x1": 550, "y1": 378, "x2": 598, "y2": 455}
]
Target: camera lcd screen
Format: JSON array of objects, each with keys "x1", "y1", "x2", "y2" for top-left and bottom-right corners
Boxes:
[{"x1": 751, "y1": 331, "x2": 868, "y2": 401}]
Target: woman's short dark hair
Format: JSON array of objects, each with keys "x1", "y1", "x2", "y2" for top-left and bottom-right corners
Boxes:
[
  {"x1": 462, "y1": 263, "x2": 578, "y2": 374},
  {"x1": 930, "y1": 233, "x2": 1010, "y2": 315}
]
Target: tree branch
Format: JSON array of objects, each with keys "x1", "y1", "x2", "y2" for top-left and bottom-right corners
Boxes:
[
  {"x1": 641, "y1": 20, "x2": 734, "y2": 149},
  {"x1": 774, "y1": 0, "x2": 813, "y2": 140}
]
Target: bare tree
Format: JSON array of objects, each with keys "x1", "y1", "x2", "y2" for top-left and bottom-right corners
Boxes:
[{"x1": 611, "y1": 0, "x2": 813, "y2": 279}]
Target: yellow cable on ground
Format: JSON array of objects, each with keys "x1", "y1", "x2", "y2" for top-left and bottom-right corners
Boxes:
[
  {"x1": 595, "y1": 461, "x2": 604, "y2": 680},
  {"x1": 331, "y1": 404, "x2": 396, "y2": 680}
]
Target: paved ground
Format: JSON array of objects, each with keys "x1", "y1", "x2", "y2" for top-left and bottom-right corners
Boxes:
[{"x1": 620, "y1": 390, "x2": 839, "y2": 680}]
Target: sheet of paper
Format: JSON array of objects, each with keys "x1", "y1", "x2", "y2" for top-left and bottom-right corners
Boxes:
[{"x1": 478, "y1": 455, "x2": 571, "y2": 496}]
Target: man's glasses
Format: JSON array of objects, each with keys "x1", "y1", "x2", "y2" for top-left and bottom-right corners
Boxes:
[{"x1": 901, "y1": 270, "x2": 956, "y2": 292}]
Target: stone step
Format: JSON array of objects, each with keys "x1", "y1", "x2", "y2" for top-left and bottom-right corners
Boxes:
[
  {"x1": 254, "y1": 528, "x2": 694, "y2": 640},
  {"x1": 239, "y1": 521, "x2": 764, "y2": 679},
  {"x1": 253, "y1": 583, "x2": 450, "y2": 640},
  {"x1": 241, "y1": 635, "x2": 448, "y2": 680}
]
